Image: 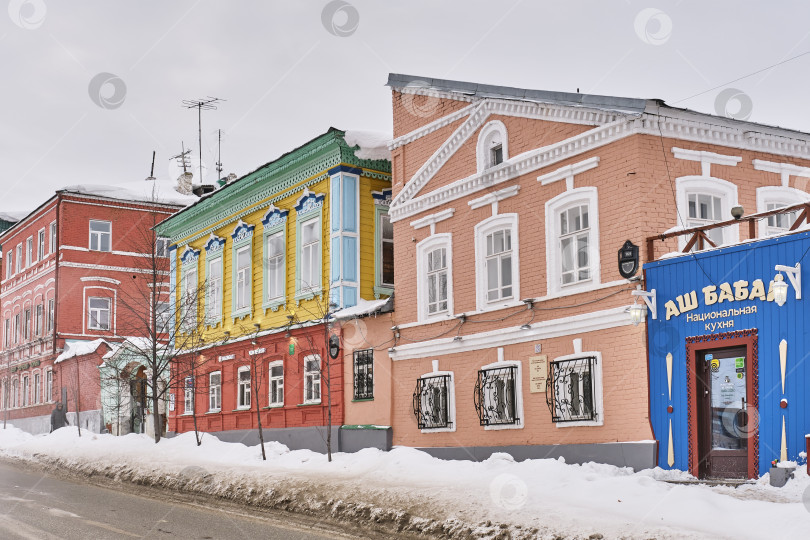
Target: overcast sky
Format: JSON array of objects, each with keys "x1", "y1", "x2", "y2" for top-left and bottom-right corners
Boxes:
[{"x1": 3, "y1": 0, "x2": 810, "y2": 214}]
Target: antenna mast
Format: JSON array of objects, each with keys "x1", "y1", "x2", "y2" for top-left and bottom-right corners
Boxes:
[
  {"x1": 182, "y1": 97, "x2": 224, "y2": 184},
  {"x1": 146, "y1": 150, "x2": 156, "y2": 181},
  {"x1": 216, "y1": 129, "x2": 223, "y2": 180}
]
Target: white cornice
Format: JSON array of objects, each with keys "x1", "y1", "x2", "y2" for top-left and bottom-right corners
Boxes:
[
  {"x1": 753, "y1": 159, "x2": 810, "y2": 188},
  {"x1": 389, "y1": 305, "x2": 632, "y2": 360},
  {"x1": 537, "y1": 156, "x2": 600, "y2": 190},
  {"x1": 390, "y1": 104, "x2": 810, "y2": 222},
  {"x1": 393, "y1": 102, "x2": 490, "y2": 207},
  {"x1": 391, "y1": 119, "x2": 630, "y2": 222},
  {"x1": 468, "y1": 185, "x2": 521, "y2": 210},
  {"x1": 389, "y1": 104, "x2": 476, "y2": 150},
  {"x1": 79, "y1": 276, "x2": 122, "y2": 285}
]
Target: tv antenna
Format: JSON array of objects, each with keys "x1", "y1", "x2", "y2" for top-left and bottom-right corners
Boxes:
[
  {"x1": 169, "y1": 142, "x2": 192, "y2": 174},
  {"x1": 182, "y1": 97, "x2": 225, "y2": 183}
]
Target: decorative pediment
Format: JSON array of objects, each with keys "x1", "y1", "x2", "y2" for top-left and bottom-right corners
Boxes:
[
  {"x1": 372, "y1": 188, "x2": 392, "y2": 206},
  {"x1": 231, "y1": 220, "x2": 255, "y2": 242},
  {"x1": 294, "y1": 189, "x2": 325, "y2": 213},
  {"x1": 262, "y1": 205, "x2": 289, "y2": 228},
  {"x1": 204, "y1": 233, "x2": 226, "y2": 253},
  {"x1": 180, "y1": 246, "x2": 200, "y2": 264}
]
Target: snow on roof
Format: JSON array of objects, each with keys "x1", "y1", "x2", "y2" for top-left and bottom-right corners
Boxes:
[
  {"x1": 103, "y1": 337, "x2": 171, "y2": 360},
  {"x1": 0, "y1": 211, "x2": 26, "y2": 222},
  {"x1": 344, "y1": 130, "x2": 392, "y2": 161},
  {"x1": 55, "y1": 338, "x2": 110, "y2": 364},
  {"x1": 332, "y1": 298, "x2": 391, "y2": 320},
  {"x1": 60, "y1": 178, "x2": 198, "y2": 207}
]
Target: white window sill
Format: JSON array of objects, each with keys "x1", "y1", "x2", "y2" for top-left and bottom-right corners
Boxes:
[
  {"x1": 468, "y1": 299, "x2": 525, "y2": 316},
  {"x1": 420, "y1": 425, "x2": 456, "y2": 434},
  {"x1": 300, "y1": 401, "x2": 321, "y2": 406},
  {"x1": 408, "y1": 313, "x2": 456, "y2": 328},
  {"x1": 537, "y1": 279, "x2": 626, "y2": 303},
  {"x1": 181, "y1": 412, "x2": 194, "y2": 416},
  {"x1": 206, "y1": 410, "x2": 221, "y2": 414},
  {"x1": 235, "y1": 406, "x2": 251, "y2": 411},
  {"x1": 555, "y1": 418, "x2": 604, "y2": 428},
  {"x1": 484, "y1": 421, "x2": 524, "y2": 431},
  {"x1": 266, "y1": 403, "x2": 284, "y2": 408}
]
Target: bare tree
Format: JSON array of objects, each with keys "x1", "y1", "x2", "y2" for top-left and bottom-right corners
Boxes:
[
  {"x1": 287, "y1": 295, "x2": 338, "y2": 462},
  {"x1": 112, "y1": 197, "x2": 211, "y2": 443}
]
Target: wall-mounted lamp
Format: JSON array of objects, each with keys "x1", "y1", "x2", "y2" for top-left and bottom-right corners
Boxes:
[
  {"x1": 391, "y1": 325, "x2": 400, "y2": 339},
  {"x1": 774, "y1": 263, "x2": 801, "y2": 307},
  {"x1": 223, "y1": 331, "x2": 230, "y2": 341},
  {"x1": 253, "y1": 323, "x2": 261, "y2": 332},
  {"x1": 630, "y1": 285, "x2": 657, "y2": 325}
]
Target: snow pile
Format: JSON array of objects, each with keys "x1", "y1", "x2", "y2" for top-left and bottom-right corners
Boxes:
[
  {"x1": 344, "y1": 130, "x2": 392, "y2": 161},
  {"x1": 332, "y1": 298, "x2": 390, "y2": 320},
  {"x1": 60, "y1": 178, "x2": 198, "y2": 207},
  {"x1": 54, "y1": 338, "x2": 109, "y2": 364},
  {"x1": 1, "y1": 426, "x2": 809, "y2": 539},
  {"x1": 0, "y1": 210, "x2": 27, "y2": 223}
]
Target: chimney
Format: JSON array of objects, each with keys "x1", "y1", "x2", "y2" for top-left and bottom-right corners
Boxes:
[{"x1": 176, "y1": 171, "x2": 194, "y2": 195}]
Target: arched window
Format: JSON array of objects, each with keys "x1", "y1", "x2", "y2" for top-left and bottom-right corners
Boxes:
[{"x1": 476, "y1": 121, "x2": 509, "y2": 172}]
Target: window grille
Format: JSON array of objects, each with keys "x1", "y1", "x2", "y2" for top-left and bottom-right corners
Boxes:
[
  {"x1": 412, "y1": 375, "x2": 451, "y2": 429},
  {"x1": 473, "y1": 365, "x2": 518, "y2": 426},
  {"x1": 353, "y1": 349, "x2": 374, "y2": 400},
  {"x1": 546, "y1": 356, "x2": 597, "y2": 423}
]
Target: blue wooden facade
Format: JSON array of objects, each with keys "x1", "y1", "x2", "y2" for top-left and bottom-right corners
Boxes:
[{"x1": 645, "y1": 230, "x2": 810, "y2": 477}]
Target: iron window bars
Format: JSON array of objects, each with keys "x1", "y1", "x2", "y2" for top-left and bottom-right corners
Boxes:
[
  {"x1": 473, "y1": 365, "x2": 519, "y2": 426},
  {"x1": 546, "y1": 356, "x2": 597, "y2": 423},
  {"x1": 353, "y1": 349, "x2": 374, "y2": 400},
  {"x1": 413, "y1": 374, "x2": 451, "y2": 429}
]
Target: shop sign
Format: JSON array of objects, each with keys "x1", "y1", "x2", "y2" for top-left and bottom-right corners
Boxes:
[
  {"x1": 529, "y1": 355, "x2": 548, "y2": 393},
  {"x1": 664, "y1": 278, "x2": 779, "y2": 321},
  {"x1": 218, "y1": 354, "x2": 235, "y2": 362},
  {"x1": 248, "y1": 348, "x2": 266, "y2": 356}
]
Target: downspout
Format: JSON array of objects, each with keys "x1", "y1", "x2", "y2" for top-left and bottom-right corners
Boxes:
[{"x1": 52, "y1": 195, "x2": 61, "y2": 358}]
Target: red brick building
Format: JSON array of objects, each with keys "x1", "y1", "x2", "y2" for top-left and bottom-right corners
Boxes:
[
  {"x1": 0, "y1": 183, "x2": 193, "y2": 434},
  {"x1": 385, "y1": 74, "x2": 810, "y2": 469}
]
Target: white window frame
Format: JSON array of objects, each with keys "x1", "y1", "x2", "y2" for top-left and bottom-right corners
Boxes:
[
  {"x1": 377, "y1": 210, "x2": 394, "y2": 291},
  {"x1": 156, "y1": 237, "x2": 169, "y2": 258},
  {"x1": 15, "y1": 244, "x2": 22, "y2": 273},
  {"x1": 299, "y1": 217, "x2": 321, "y2": 296},
  {"x1": 303, "y1": 355, "x2": 321, "y2": 404},
  {"x1": 756, "y1": 186, "x2": 810, "y2": 237},
  {"x1": 183, "y1": 376, "x2": 194, "y2": 415},
  {"x1": 49, "y1": 221, "x2": 56, "y2": 254},
  {"x1": 416, "y1": 233, "x2": 454, "y2": 323},
  {"x1": 182, "y1": 264, "x2": 199, "y2": 331},
  {"x1": 550, "y1": 350, "x2": 604, "y2": 428},
  {"x1": 47, "y1": 298, "x2": 55, "y2": 332},
  {"x1": 37, "y1": 229, "x2": 45, "y2": 261},
  {"x1": 46, "y1": 369, "x2": 53, "y2": 402},
  {"x1": 237, "y1": 366, "x2": 251, "y2": 409},
  {"x1": 5, "y1": 251, "x2": 12, "y2": 279},
  {"x1": 34, "y1": 304, "x2": 43, "y2": 336},
  {"x1": 89, "y1": 220, "x2": 112, "y2": 252},
  {"x1": 265, "y1": 231, "x2": 286, "y2": 304},
  {"x1": 26, "y1": 236, "x2": 33, "y2": 267},
  {"x1": 477, "y1": 360, "x2": 524, "y2": 431},
  {"x1": 87, "y1": 297, "x2": 111, "y2": 331},
  {"x1": 235, "y1": 245, "x2": 251, "y2": 309},
  {"x1": 545, "y1": 187, "x2": 601, "y2": 296},
  {"x1": 675, "y1": 176, "x2": 739, "y2": 250},
  {"x1": 208, "y1": 371, "x2": 221, "y2": 412},
  {"x1": 33, "y1": 371, "x2": 41, "y2": 404},
  {"x1": 415, "y1": 369, "x2": 456, "y2": 434},
  {"x1": 476, "y1": 120, "x2": 509, "y2": 172},
  {"x1": 22, "y1": 375, "x2": 29, "y2": 407},
  {"x1": 268, "y1": 360, "x2": 284, "y2": 407},
  {"x1": 206, "y1": 256, "x2": 223, "y2": 325},
  {"x1": 474, "y1": 213, "x2": 520, "y2": 311}
]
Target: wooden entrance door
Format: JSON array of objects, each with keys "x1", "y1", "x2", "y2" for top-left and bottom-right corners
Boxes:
[{"x1": 696, "y1": 346, "x2": 750, "y2": 479}]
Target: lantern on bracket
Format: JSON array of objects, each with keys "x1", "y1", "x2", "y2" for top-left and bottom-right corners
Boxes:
[{"x1": 629, "y1": 285, "x2": 657, "y2": 326}]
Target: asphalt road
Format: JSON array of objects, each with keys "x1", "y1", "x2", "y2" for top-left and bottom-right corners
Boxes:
[{"x1": 0, "y1": 459, "x2": 362, "y2": 539}]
